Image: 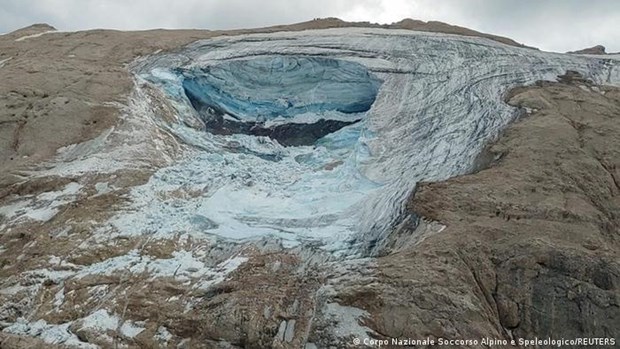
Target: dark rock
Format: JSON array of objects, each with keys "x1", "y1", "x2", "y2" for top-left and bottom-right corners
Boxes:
[{"x1": 199, "y1": 108, "x2": 359, "y2": 147}]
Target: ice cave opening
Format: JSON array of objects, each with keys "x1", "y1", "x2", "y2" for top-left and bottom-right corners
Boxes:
[{"x1": 179, "y1": 56, "x2": 382, "y2": 146}]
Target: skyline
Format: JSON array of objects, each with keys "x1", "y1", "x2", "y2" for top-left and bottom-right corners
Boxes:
[{"x1": 1, "y1": 0, "x2": 619, "y2": 53}]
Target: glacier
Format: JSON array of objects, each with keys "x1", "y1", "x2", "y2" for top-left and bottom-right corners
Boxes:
[
  {"x1": 181, "y1": 56, "x2": 381, "y2": 120},
  {"x1": 122, "y1": 28, "x2": 619, "y2": 256}
]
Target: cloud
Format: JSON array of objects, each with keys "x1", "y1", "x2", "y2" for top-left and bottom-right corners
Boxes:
[
  {"x1": 0, "y1": 0, "x2": 618, "y2": 52},
  {"x1": 339, "y1": 0, "x2": 620, "y2": 52},
  {"x1": 0, "y1": 0, "x2": 376, "y2": 31}
]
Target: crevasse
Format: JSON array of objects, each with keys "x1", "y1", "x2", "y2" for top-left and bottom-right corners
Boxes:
[{"x1": 124, "y1": 28, "x2": 619, "y2": 256}]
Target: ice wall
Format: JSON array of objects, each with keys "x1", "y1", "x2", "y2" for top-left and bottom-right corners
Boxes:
[{"x1": 181, "y1": 56, "x2": 381, "y2": 121}]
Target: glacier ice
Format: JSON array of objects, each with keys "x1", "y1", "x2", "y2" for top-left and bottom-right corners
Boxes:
[
  {"x1": 123, "y1": 28, "x2": 619, "y2": 255},
  {"x1": 181, "y1": 56, "x2": 381, "y2": 121}
]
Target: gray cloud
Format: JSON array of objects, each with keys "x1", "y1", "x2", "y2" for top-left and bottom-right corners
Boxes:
[
  {"x1": 0, "y1": 0, "x2": 618, "y2": 52},
  {"x1": 0, "y1": 0, "x2": 379, "y2": 31},
  {"x1": 396, "y1": 0, "x2": 620, "y2": 52}
]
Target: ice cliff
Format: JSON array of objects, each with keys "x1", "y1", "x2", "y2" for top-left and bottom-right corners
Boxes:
[{"x1": 125, "y1": 28, "x2": 619, "y2": 256}]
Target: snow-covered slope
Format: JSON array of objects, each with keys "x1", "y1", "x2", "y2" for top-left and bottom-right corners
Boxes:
[{"x1": 125, "y1": 28, "x2": 619, "y2": 256}]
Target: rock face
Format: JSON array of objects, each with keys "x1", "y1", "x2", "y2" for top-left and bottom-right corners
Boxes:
[
  {"x1": 0, "y1": 24, "x2": 217, "y2": 189},
  {"x1": 569, "y1": 45, "x2": 607, "y2": 55},
  {"x1": 0, "y1": 19, "x2": 619, "y2": 349},
  {"x1": 6, "y1": 23, "x2": 57, "y2": 38},
  {"x1": 359, "y1": 74, "x2": 620, "y2": 343}
]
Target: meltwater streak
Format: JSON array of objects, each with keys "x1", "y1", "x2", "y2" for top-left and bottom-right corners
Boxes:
[{"x1": 127, "y1": 28, "x2": 619, "y2": 255}]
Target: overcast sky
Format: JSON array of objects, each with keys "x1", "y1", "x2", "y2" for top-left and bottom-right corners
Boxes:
[{"x1": 1, "y1": 0, "x2": 618, "y2": 52}]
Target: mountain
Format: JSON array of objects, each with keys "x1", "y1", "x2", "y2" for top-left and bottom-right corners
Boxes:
[{"x1": 0, "y1": 19, "x2": 618, "y2": 348}]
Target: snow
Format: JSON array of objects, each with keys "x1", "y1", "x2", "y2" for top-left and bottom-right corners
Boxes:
[
  {"x1": 34, "y1": 86, "x2": 179, "y2": 180},
  {"x1": 24, "y1": 268, "x2": 76, "y2": 284},
  {"x1": 0, "y1": 182, "x2": 83, "y2": 224},
  {"x1": 0, "y1": 57, "x2": 12, "y2": 68},
  {"x1": 71, "y1": 250, "x2": 246, "y2": 288},
  {"x1": 3, "y1": 319, "x2": 97, "y2": 348},
  {"x1": 0, "y1": 249, "x2": 246, "y2": 339},
  {"x1": 78, "y1": 309, "x2": 119, "y2": 332},
  {"x1": 15, "y1": 30, "x2": 56, "y2": 42},
  {"x1": 2, "y1": 249, "x2": 246, "y2": 299},
  {"x1": 53, "y1": 286, "x2": 65, "y2": 308},
  {"x1": 154, "y1": 326, "x2": 173, "y2": 344},
  {"x1": 196, "y1": 256, "x2": 248, "y2": 289},
  {"x1": 40, "y1": 126, "x2": 135, "y2": 177},
  {"x1": 2, "y1": 309, "x2": 145, "y2": 348},
  {"x1": 77, "y1": 309, "x2": 145, "y2": 338},
  {"x1": 0, "y1": 285, "x2": 30, "y2": 296},
  {"x1": 324, "y1": 302, "x2": 373, "y2": 340},
  {"x1": 120, "y1": 321, "x2": 145, "y2": 338},
  {"x1": 94, "y1": 182, "x2": 112, "y2": 195}
]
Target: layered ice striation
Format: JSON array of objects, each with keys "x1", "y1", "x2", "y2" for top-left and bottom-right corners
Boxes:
[
  {"x1": 128, "y1": 28, "x2": 619, "y2": 255},
  {"x1": 180, "y1": 57, "x2": 381, "y2": 146},
  {"x1": 182, "y1": 56, "x2": 381, "y2": 120}
]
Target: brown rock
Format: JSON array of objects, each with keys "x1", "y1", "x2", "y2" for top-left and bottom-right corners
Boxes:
[
  {"x1": 356, "y1": 75, "x2": 620, "y2": 342},
  {"x1": 568, "y1": 45, "x2": 607, "y2": 55}
]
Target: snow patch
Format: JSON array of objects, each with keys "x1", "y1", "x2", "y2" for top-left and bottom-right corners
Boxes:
[
  {"x1": 154, "y1": 325, "x2": 173, "y2": 344},
  {"x1": 77, "y1": 309, "x2": 145, "y2": 338},
  {"x1": 0, "y1": 57, "x2": 12, "y2": 68},
  {"x1": 3, "y1": 319, "x2": 97, "y2": 349},
  {"x1": 324, "y1": 303, "x2": 373, "y2": 340},
  {"x1": 53, "y1": 286, "x2": 65, "y2": 309},
  {"x1": 37, "y1": 84, "x2": 178, "y2": 178},
  {"x1": 72, "y1": 250, "x2": 247, "y2": 289},
  {"x1": 15, "y1": 30, "x2": 56, "y2": 42},
  {"x1": 94, "y1": 182, "x2": 112, "y2": 195},
  {"x1": 2, "y1": 309, "x2": 146, "y2": 348},
  {"x1": 0, "y1": 182, "x2": 82, "y2": 224},
  {"x1": 0, "y1": 284, "x2": 30, "y2": 296}
]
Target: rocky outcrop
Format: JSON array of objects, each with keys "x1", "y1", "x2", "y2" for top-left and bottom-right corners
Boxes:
[
  {"x1": 0, "y1": 332, "x2": 64, "y2": 349},
  {"x1": 568, "y1": 45, "x2": 607, "y2": 55},
  {"x1": 390, "y1": 18, "x2": 530, "y2": 48},
  {"x1": 0, "y1": 25, "x2": 218, "y2": 188},
  {"x1": 5, "y1": 23, "x2": 57, "y2": 38},
  {"x1": 260, "y1": 17, "x2": 530, "y2": 48}
]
